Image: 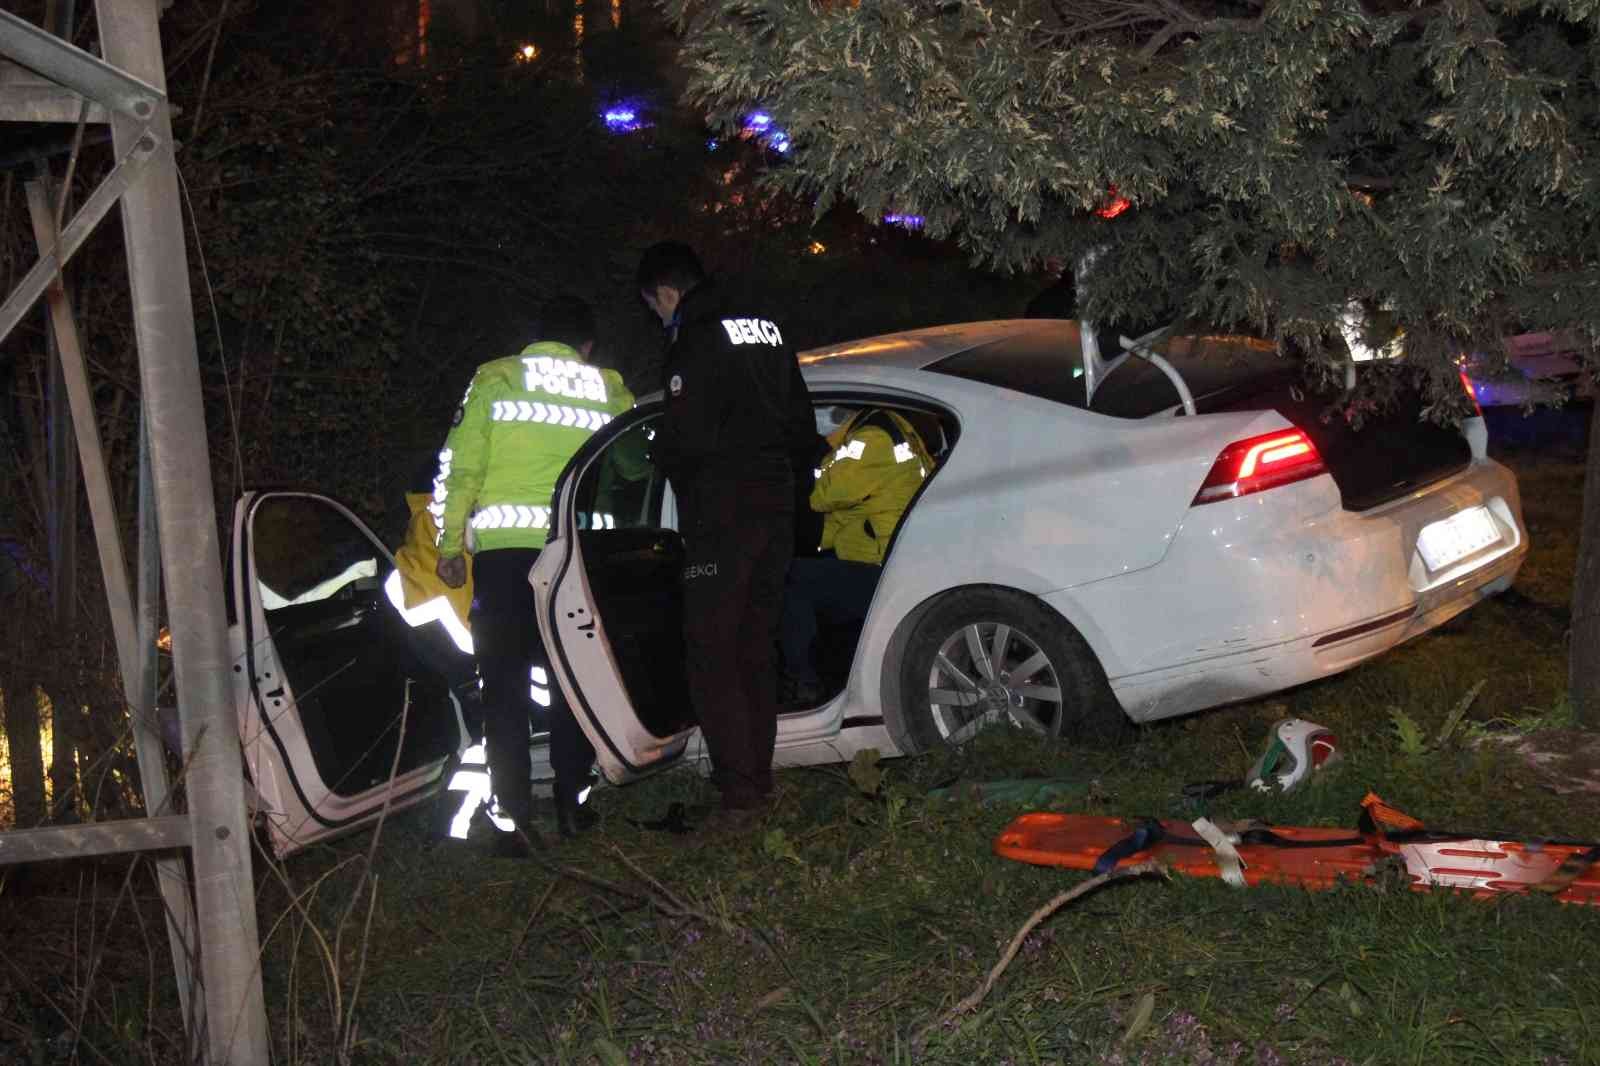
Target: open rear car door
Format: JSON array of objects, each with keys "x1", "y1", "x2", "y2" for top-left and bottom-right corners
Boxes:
[
  {"x1": 531, "y1": 408, "x2": 700, "y2": 784},
  {"x1": 230, "y1": 491, "x2": 467, "y2": 856}
]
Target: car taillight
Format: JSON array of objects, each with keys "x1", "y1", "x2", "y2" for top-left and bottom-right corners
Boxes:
[{"x1": 1192, "y1": 428, "x2": 1328, "y2": 505}]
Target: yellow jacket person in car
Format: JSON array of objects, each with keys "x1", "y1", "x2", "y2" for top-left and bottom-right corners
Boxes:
[
  {"x1": 782, "y1": 407, "x2": 932, "y2": 708},
  {"x1": 812, "y1": 408, "x2": 932, "y2": 564}
]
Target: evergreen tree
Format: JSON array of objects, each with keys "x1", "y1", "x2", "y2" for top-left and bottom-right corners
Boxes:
[{"x1": 666, "y1": 0, "x2": 1600, "y2": 720}]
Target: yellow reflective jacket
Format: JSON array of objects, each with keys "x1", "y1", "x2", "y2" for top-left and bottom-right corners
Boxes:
[
  {"x1": 394, "y1": 491, "x2": 475, "y2": 625},
  {"x1": 432, "y1": 342, "x2": 634, "y2": 555},
  {"x1": 811, "y1": 409, "x2": 933, "y2": 565}
]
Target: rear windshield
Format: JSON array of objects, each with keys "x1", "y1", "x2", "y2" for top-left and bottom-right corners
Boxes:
[
  {"x1": 925, "y1": 326, "x2": 1291, "y2": 418},
  {"x1": 1092, "y1": 334, "x2": 1292, "y2": 418},
  {"x1": 925, "y1": 326, "x2": 1089, "y2": 408}
]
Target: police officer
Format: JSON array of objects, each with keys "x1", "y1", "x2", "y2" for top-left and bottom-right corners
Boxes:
[
  {"x1": 780, "y1": 405, "x2": 932, "y2": 707},
  {"x1": 432, "y1": 298, "x2": 634, "y2": 854},
  {"x1": 637, "y1": 242, "x2": 815, "y2": 829}
]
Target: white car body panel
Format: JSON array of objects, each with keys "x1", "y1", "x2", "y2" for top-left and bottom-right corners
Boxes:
[{"x1": 1059, "y1": 460, "x2": 1524, "y2": 719}]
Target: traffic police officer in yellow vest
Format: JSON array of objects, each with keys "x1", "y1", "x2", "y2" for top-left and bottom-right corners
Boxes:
[{"x1": 432, "y1": 298, "x2": 634, "y2": 853}]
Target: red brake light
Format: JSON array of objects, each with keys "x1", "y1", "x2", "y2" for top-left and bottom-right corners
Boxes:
[{"x1": 1193, "y1": 429, "x2": 1328, "y2": 505}]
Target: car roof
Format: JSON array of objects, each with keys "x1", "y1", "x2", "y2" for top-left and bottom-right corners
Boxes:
[{"x1": 797, "y1": 319, "x2": 1066, "y2": 371}]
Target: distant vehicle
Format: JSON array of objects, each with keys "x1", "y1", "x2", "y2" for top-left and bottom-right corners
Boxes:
[
  {"x1": 230, "y1": 320, "x2": 1529, "y2": 856},
  {"x1": 1463, "y1": 332, "x2": 1593, "y2": 408}
]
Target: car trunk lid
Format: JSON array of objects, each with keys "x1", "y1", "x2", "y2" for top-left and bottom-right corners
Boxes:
[{"x1": 1091, "y1": 336, "x2": 1473, "y2": 512}]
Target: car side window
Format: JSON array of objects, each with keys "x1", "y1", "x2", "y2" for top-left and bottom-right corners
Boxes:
[
  {"x1": 572, "y1": 416, "x2": 668, "y2": 531},
  {"x1": 251, "y1": 496, "x2": 381, "y2": 611}
]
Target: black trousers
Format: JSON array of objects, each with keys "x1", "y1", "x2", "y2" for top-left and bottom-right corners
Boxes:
[
  {"x1": 471, "y1": 548, "x2": 594, "y2": 825},
  {"x1": 780, "y1": 555, "x2": 882, "y2": 683},
  {"x1": 680, "y1": 479, "x2": 794, "y2": 810}
]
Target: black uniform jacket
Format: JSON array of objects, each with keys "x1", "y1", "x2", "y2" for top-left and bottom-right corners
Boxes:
[{"x1": 655, "y1": 281, "x2": 817, "y2": 494}]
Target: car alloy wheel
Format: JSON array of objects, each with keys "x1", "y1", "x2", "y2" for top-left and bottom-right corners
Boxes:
[
  {"x1": 927, "y1": 622, "x2": 1064, "y2": 744},
  {"x1": 894, "y1": 587, "x2": 1127, "y2": 753}
]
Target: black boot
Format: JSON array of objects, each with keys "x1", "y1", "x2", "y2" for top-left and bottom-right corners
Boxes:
[{"x1": 555, "y1": 784, "x2": 598, "y2": 839}]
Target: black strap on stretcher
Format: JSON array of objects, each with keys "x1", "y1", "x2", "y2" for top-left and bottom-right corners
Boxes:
[
  {"x1": 1092, "y1": 805, "x2": 1600, "y2": 882},
  {"x1": 1091, "y1": 818, "x2": 1370, "y2": 874}
]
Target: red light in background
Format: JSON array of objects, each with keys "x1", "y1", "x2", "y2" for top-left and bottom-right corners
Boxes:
[
  {"x1": 1096, "y1": 184, "x2": 1132, "y2": 219},
  {"x1": 1458, "y1": 369, "x2": 1483, "y2": 416}
]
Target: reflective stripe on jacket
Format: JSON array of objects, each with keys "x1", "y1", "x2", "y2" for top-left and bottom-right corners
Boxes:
[
  {"x1": 433, "y1": 342, "x2": 634, "y2": 554},
  {"x1": 811, "y1": 409, "x2": 932, "y2": 565}
]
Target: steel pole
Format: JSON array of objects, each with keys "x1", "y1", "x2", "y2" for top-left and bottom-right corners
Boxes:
[
  {"x1": 136, "y1": 407, "x2": 203, "y2": 1051},
  {"x1": 93, "y1": 1, "x2": 268, "y2": 1062}
]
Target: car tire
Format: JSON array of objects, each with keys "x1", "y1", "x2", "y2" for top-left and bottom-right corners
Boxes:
[{"x1": 897, "y1": 588, "x2": 1128, "y2": 751}]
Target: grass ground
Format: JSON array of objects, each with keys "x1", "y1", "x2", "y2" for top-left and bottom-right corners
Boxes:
[{"x1": 2, "y1": 438, "x2": 1596, "y2": 1065}]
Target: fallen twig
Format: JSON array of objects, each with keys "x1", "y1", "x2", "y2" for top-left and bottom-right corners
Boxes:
[
  {"x1": 509, "y1": 879, "x2": 561, "y2": 962},
  {"x1": 608, "y1": 845, "x2": 693, "y2": 915},
  {"x1": 919, "y1": 860, "x2": 1168, "y2": 1042}
]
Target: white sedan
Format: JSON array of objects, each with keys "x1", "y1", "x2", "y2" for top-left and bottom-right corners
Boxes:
[
  {"x1": 228, "y1": 320, "x2": 1527, "y2": 854},
  {"x1": 534, "y1": 319, "x2": 1527, "y2": 784}
]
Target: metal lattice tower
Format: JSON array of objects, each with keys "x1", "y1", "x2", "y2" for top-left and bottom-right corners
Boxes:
[{"x1": 0, "y1": 2, "x2": 269, "y2": 1062}]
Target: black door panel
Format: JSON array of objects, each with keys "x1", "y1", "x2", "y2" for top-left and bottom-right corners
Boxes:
[{"x1": 577, "y1": 528, "x2": 693, "y2": 739}]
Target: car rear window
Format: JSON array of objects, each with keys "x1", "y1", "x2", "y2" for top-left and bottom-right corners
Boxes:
[
  {"x1": 1091, "y1": 334, "x2": 1292, "y2": 418},
  {"x1": 925, "y1": 325, "x2": 1089, "y2": 408},
  {"x1": 925, "y1": 326, "x2": 1292, "y2": 417}
]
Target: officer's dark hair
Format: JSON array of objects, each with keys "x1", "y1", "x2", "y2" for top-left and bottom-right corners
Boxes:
[
  {"x1": 535, "y1": 296, "x2": 596, "y2": 350},
  {"x1": 635, "y1": 241, "x2": 706, "y2": 295}
]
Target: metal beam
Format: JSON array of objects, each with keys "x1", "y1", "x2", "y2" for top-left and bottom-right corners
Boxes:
[
  {"x1": 95, "y1": 1, "x2": 269, "y2": 1062},
  {"x1": 0, "y1": 815, "x2": 191, "y2": 864},
  {"x1": 0, "y1": 131, "x2": 152, "y2": 346},
  {"x1": 134, "y1": 407, "x2": 204, "y2": 1051},
  {"x1": 0, "y1": 9, "x2": 161, "y2": 121},
  {"x1": 0, "y1": 63, "x2": 111, "y2": 123},
  {"x1": 27, "y1": 180, "x2": 138, "y2": 684}
]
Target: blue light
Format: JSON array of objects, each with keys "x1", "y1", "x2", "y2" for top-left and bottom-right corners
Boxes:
[
  {"x1": 738, "y1": 110, "x2": 790, "y2": 154},
  {"x1": 602, "y1": 106, "x2": 645, "y2": 133},
  {"x1": 883, "y1": 213, "x2": 925, "y2": 229},
  {"x1": 706, "y1": 138, "x2": 720, "y2": 151}
]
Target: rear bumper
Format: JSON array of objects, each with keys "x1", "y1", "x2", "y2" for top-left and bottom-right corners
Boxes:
[
  {"x1": 1104, "y1": 542, "x2": 1523, "y2": 720},
  {"x1": 1049, "y1": 459, "x2": 1528, "y2": 722}
]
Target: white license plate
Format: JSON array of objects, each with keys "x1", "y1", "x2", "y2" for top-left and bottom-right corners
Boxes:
[{"x1": 1417, "y1": 506, "x2": 1501, "y2": 571}]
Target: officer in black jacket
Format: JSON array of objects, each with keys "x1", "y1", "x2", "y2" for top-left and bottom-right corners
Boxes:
[{"x1": 637, "y1": 242, "x2": 816, "y2": 827}]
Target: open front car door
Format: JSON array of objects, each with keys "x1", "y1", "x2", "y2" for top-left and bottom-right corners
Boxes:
[
  {"x1": 531, "y1": 408, "x2": 698, "y2": 784},
  {"x1": 230, "y1": 491, "x2": 467, "y2": 856}
]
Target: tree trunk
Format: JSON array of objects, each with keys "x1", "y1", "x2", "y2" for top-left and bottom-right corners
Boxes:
[
  {"x1": 1570, "y1": 398, "x2": 1600, "y2": 727},
  {"x1": 1, "y1": 678, "x2": 48, "y2": 829}
]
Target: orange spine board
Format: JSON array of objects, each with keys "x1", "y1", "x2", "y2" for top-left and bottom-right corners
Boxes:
[{"x1": 993, "y1": 813, "x2": 1600, "y2": 906}]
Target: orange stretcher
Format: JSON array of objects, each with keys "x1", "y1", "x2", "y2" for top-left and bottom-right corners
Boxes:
[{"x1": 993, "y1": 793, "x2": 1600, "y2": 906}]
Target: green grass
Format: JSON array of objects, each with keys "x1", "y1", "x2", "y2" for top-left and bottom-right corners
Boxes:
[{"x1": 4, "y1": 452, "x2": 1596, "y2": 1065}]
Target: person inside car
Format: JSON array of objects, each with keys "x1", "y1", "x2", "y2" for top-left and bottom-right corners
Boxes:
[{"x1": 780, "y1": 406, "x2": 932, "y2": 708}]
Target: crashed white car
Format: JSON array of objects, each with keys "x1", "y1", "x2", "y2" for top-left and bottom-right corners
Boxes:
[{"x1": 230, "y1": 320, "x2": 1528, "y2": 855}]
